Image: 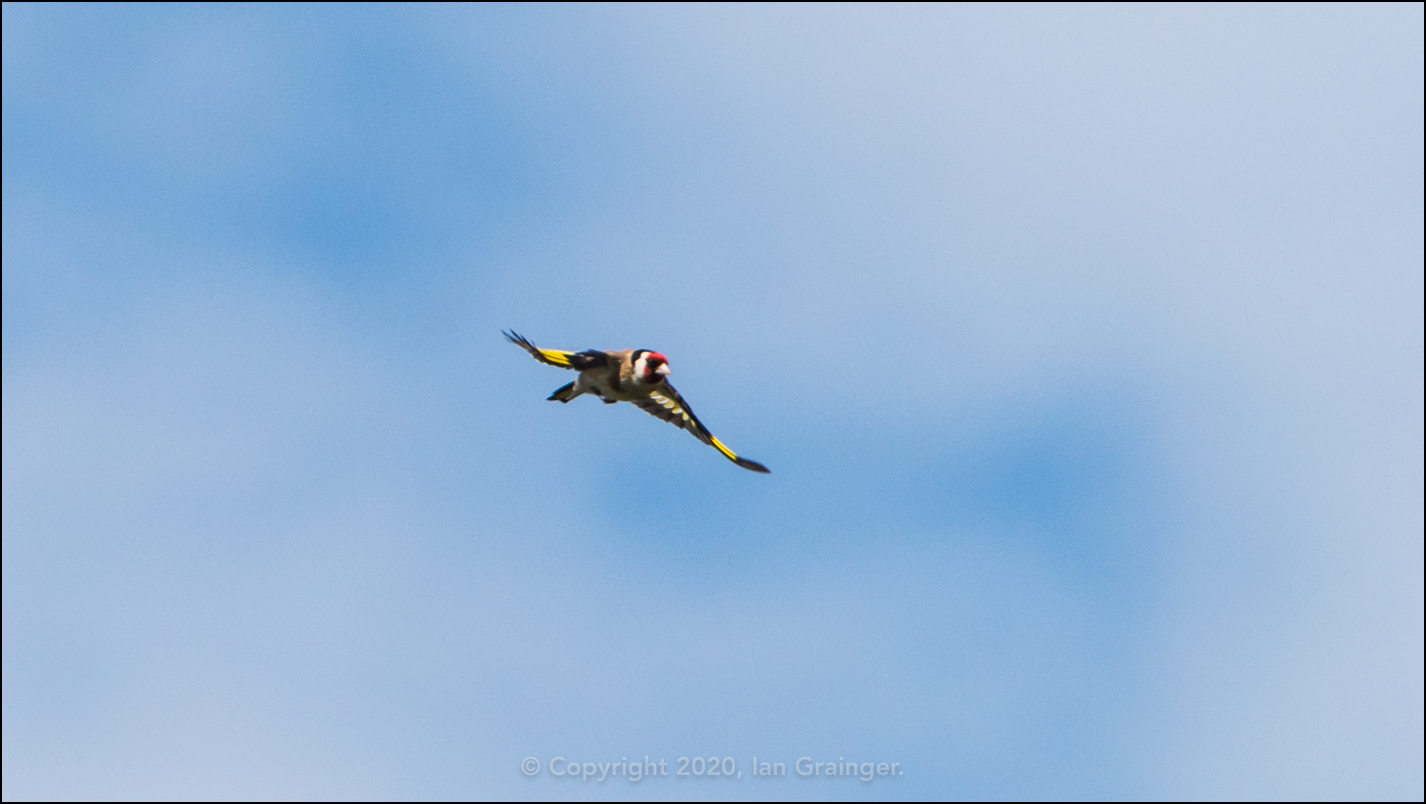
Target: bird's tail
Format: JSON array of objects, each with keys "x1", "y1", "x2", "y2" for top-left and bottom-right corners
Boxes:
[{"x1": 548, "y1": 381, "x2": 580, "y2": 402}]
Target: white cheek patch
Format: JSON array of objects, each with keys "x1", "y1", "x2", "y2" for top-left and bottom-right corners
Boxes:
[
  {"x1": 635, "y1": 355, "x2": 659, "y2": 384},
  {"x1": 633, "y1": 354, "x2": 671, "y2": 384}
]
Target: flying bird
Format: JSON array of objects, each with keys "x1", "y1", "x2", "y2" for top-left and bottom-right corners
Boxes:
[{"x1": 504, "y1": 330, "x2": 770, "y2": 473}]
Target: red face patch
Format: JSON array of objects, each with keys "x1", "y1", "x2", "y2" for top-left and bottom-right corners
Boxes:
[{"x1": 641, "y1": 352, "x2": 669, "y2": 381}]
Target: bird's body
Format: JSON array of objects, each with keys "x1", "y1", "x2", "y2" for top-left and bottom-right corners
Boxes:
[
  {"x1": 562, "y1": 349, "x2": 657, "y2": 403},
  {"x1": 504, "y1": 331, "x2": 770, "y2": 473}
]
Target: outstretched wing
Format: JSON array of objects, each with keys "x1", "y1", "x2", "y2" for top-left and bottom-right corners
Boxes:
[
  {"x1": 504, "y1": 330, "x2": 577, "y2": 368},
  {"x1": 631, "y1": 384, "x2": 770, "y2": 473}
]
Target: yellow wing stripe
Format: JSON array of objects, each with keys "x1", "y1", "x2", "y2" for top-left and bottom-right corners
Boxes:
[
  {"x1": 638, "y1": 388, "x2": 770, "y2": 472},
  {"x1": 709, "y1": 436, "x2": 739, "y2": 462},
  {"x1": 505, "y1": 331, "x2": 577, "y2": 369},
  {"x1": 538, "y1": 348, "x2": 573, "y2": 367}
]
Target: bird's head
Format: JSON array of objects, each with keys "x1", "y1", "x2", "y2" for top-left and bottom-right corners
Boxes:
[{"x1": 633, "y1": 350, "x2": 671, "y2": 384}]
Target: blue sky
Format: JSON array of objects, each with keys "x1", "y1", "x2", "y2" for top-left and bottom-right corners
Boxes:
[{"x1": 3, "y1": 4, "x2": 1421, "y2": 800}]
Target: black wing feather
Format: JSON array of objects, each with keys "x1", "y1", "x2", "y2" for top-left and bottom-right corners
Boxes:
[
  {"x1": 569, "y1": 350, "x2": 609, "y2": 371},
  {"x1": 630, "y1": 384, "x2": 715, "y2": 445},
  {"x1": 631, "y1": 384, "x2": 770, "y2": 473}
]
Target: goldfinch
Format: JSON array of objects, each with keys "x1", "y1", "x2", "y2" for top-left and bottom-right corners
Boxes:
[{"x1": 504, "y1": 330, "x2": 770, "y2": 473}]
